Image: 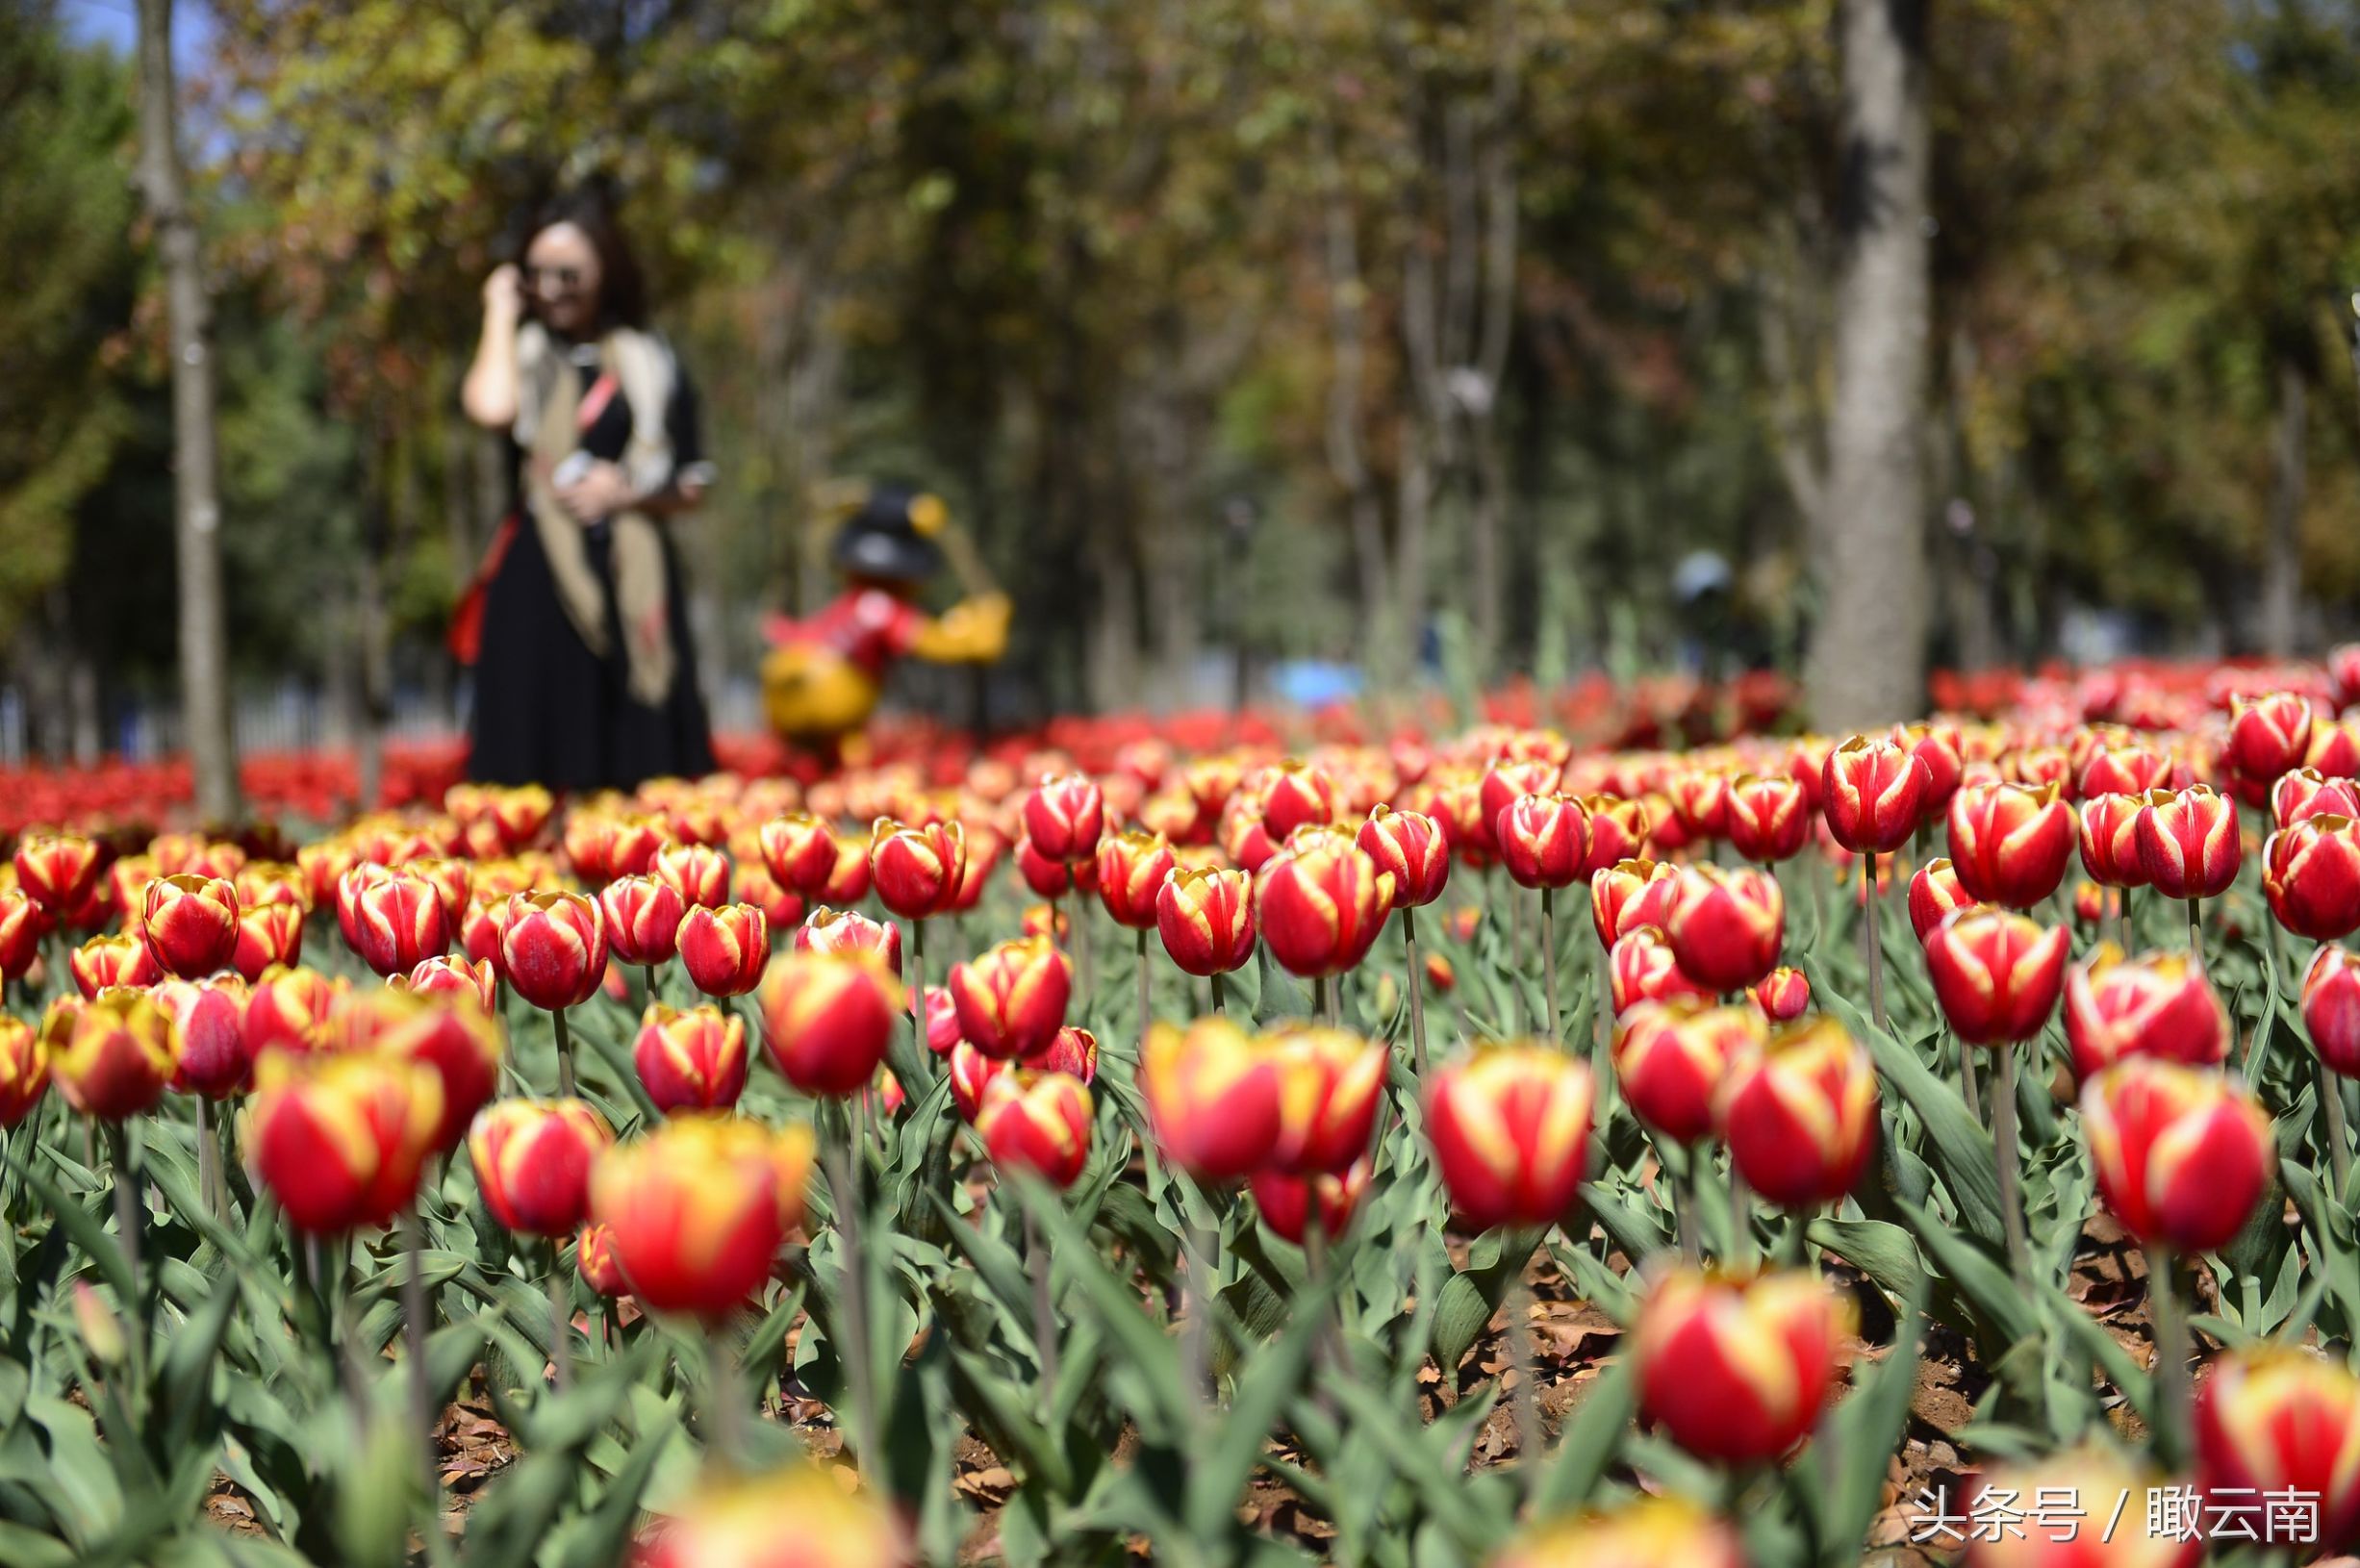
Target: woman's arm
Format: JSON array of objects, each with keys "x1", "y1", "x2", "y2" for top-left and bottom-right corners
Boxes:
[{"x1": 460, "y1": 265, "x2": 523, "y2": 429}]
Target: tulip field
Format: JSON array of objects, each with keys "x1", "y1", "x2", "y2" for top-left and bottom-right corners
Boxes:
[{"x1": 12, "y1": 661, "x2": 2360, "y2": 1566}]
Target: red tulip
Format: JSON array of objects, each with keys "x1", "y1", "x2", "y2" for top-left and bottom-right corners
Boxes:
[
  {"x1": 2135, "y1": 785, "x2": 2241, "y2": 901},
  {"x1": 1724, "y1": 774, "x2": 1811, "y2": 863},
  {"x1": 600, "y1": 875, "x2": 687, "y2": 967},
  {"x1": 1260, "y1": 760, "x2": 1338, "y2": 842},
  {"x1": 575, "y1": 1221, "x2": 627, "y2": 1298},
  {"x1": 1613, "y1": 999, "x2": 1762, "y2": 1145},
  {"x1": 13, "y1": 832, "x2": 102, "y2": 919},
  {"x1": 1267, "y1": 1025, "x2": 1388, "y2": 1174},
  {"x1": 0, "y1": 1016, "x2": 47, "y2": 1129},
  {"x1": 1578, "y1": 795, "x2": 1653, "y2": 876},
  {"x1": 2303, "y1": 946, "x2": 2360, "y2": 1078},
  {"x1": 70, "y1": 932, "x2": 161, "y2": 999},
  {"x1": 1156, "y1": 866, "x2": 1256, "y2": 977},
  {"x1": 1663, "y1": 865, "x2": 1785, "y2": 993},
  {"x1": 949, "y1": 936, "x2": 1072, "y2": 1060},
  {"x1": 756, "y1": 812, "x2": 839, "y2": 898},
  {"x1": 1096, "y1": 829, "x2": 1176, "y2": 929},
  {"x1": 404, "y1": 954, "x2": 499, "y2": 1013},
  {"x1": 1961, "y1": 1446, "x2": 2200, "y2": 1567},
  {"x1": 1924, "y1": 905, "x2": 2068, "y2": 1047},
  {"x1": 1664, "y1": 768, "x2": 1732, "y2": 843},
  {"x1": 48, "y1": 990, "x2": 173, "y2": 1120},
  {"x1": 2063, "y1": 947, "x2": 2226, "y2": 1081},
  {"x1": 1635, "y1": 1267, "x2": 1851, "y2": 1463},
  {"x1": 1715, "y1": 1017, "x2": 1878, "y2": 1208},
  {"x1": 1251, "y1": 1158, "x2": 1370, "y2": 1247},
  {"x1": 635, "y1": 1003, "x2": 749, "y2": 1114},
  {"x1": 1820, "y1": 736, "x2": 1929, "y2": 854},
  {"x1": 1357, "y1": 804, "x2": 1453, "y2": 909},
  {"x1": 2272, "y1": 768, "x2": 2360, "y2": 830},
  {"x1": 1496, "y1": 793, "x2": 1592, "y2": 891},
  {"x1": 2195, "y1": 1348, "x2": 2360, "y2": 1547},
  {"x1": 2226, "y1": 691, "x2": 2314, "y2": 783},
  {"x1": 1028, "y1": 1024, "x2": 1099, "y2": 1083},
  {"x1": 241, "y1": 966, "x2": 344, "y2": 1059},
  {"x1": 245, "y1": 1052, "x2": 444, "y2": 1233},
  {"x1": 2076, "y1": 792, "x2": 2150, "y2": 889},
  {"x1": 1022, "y1": 773, "x2": 1106, "y2": 863},
  {"x1": 0, "y1": 888, "x2": 43, "y2": 981},
  {"x1": 1609, "y1": 925, "x2": 1714, "y2": 1016},
  {"x1": 469, "y1": 1098, "x2": 615, "y2": 1237},
  {"x1": 975, "y1": 1070, "x2": 1094, "y2": 1189},
  {"x1": 499, "y1": 891, "x2": 609, "y2": 1011},
  {"x1": 1255, "y1": 832, "x2": 1395, "y2": 977},
  {"x1": 345, "y1": 868, "x2": 448, "y2": 978},
  {"x1": 155, "y1": 976, "x2": 251, "y2": 1099},
  {"x1": 1893, "y1": 722, "x2": 1966, "y2": 815},
  {"x1": 381, "y1": 993, "x2": 504, "y2": 1152},
  {"x1": 758, "y1": 950, "x2": 902, "y2": 1098},
  {"x1": 1591, "y1": 858, "x2": 1680, "y2": 948},
  {"x1": 1425, "y1": 1044, "x2": 1594, "y2": 1231},
  {"x1": 138, "y1": 873, "x2": 240, "y2": 979},
  {"x1": 1140, "y1": 1018, "x2": 1283, "y2": 1183},
  {"x1": 795, "y1": 906, "x2": 902, "y2": 974},
  {"x1": 679, "y1": 902, "x2": 770, "y2": 999},
  {"x1": 947, "y1": 1040, "x2": 1007, "y2": 1121},
  {"x1": 2264, "y1": 815, "x2": 2360, "y2": 941},
  {"x1": 1751, "y1": 966, "x2": 1812, "y2": 1023},
  {"x1": 1946, "y1": 781, "x2": 2074, "y2": 909},
  {"x1": 589, "y1": 1116, "x2": 813, "y2": 1320},
  {"x1": 652, "y1": 841, "x2": 731, "y2": 911},
  {"x1": 230, "y1": 901, "x2": 304, "y2": 982},
  {"x1": 2083, "y1": 1058, "x2": 2272, "y2": 1252},
  {"x1": 869, "y1": 819, "x2": 966, "y2": 920}
]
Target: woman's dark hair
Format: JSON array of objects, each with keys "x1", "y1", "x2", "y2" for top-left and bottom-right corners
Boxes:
[{"x1": 511, "y1": 191, "x2": 648, "y2": 331}]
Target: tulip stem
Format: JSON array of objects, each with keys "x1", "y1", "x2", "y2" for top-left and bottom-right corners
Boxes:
[
  {"x1": 107, "y1": 1121, "x2": 145, "y2": 1384},
  {"x1": 2321, "y1": 1060, "x2": 2354, "y2": 1201},
  {"x1": 821, "y1": 1115, "x2": 880, "y2": 1470},
  {"x1": 401, "y1": 1205, "x2": 441, "y2": 1524},
  {"x1": 1727, "y1": 1158, "x2": 1753, "y2": 1268},
  {"x1": 1314, "y1": 975, "x2": 1331, "y2": 1026},
  {"x1": 1134, "y1": 928, "x2": 1152, "y2": 1058},
  {"x1": 196, "y1": 1095, "x2": 223, "y2": 1227},
  {"x1": 1209, "y1": 971, "x2": 1227, "y2": 1015},
  {"x1": 1672, "y1": 1142, "x2": 1701, "y2": 1262},
  {"x1": 703, "y1": 1328, "x2": 746, "y2": 1469},
  {"x1": 2145, "y1": 1243, "x2": 2191, "y2": 1465},
  {"x1": 1506, "y1": 1267, "x2": 1542, "y2": 1505},
  {"x1": 1956, "y1": 1030, "x2": 1981, "y2": 1122},
  {"x1": 1402, "y1": 905, "x2": 1428, "y2": 1076},
  {"x1": 909, "y1": 918, "x2": 928, "y2": 1041},
  {"x1": 551, "y1": 1006, "x2": 574, "y2": 1098},
  {"x1": 1026, "y1": 1204, "x2": 1057, "y2": 1420},
  {"x1": 1993, "y1": 1045, "x2": 2031, "y2": 1286},
  {"x1": 1861, "y1": 854, "x2": 1887, "y2": 1035},
  {"x1": 547, "y1": 1240, "x2": 572, "y2": 1392},
  {"x1": 1539, "y1": 888, "x2": 1562, "y2": 1048},
  {"x1": 1180, "y1": 1220, "x2": 1213, "y2": 1429},
  {"x1": 644, "y1": 964, "x2": 659, "y2": 1007},
  {"x1": 2187, "y1": 896, "x2": 2203, "y2": 970}
]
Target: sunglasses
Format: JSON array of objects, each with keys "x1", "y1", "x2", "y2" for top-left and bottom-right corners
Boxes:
[{"x1": 524, "y1": 265, "x2": 585, "y2": 292}]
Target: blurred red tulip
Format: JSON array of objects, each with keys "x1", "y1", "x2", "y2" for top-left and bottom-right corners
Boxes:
[
  {"x1": 2083, "y1": 1058, "x2": 2272, "y2": 1252},
  {"x1": 1425, "y1": 1044, "x2": 1594, "y2": 1231},
  {"x1": 1636, "y1": 1266, "x2": 1851, "y2": 1463}
]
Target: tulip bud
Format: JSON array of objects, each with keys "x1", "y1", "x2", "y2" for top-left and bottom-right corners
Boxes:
[
  {"x1": 1578, "y1": 796, "x2": 1652, "y2": 876},
  {"x1": 2305, "y1": 946, "x2": 2360, "y2": 1078},
  {"x1": 229, "y1": 900, "x2": 304, "y2": 983},
  {"x1": 920, "y1": 982, "x2": 963, "y2": 1055},
  {"x1": 406, "y1": 857, "x2": 473, "y2": 929},
  {"x1": 1490, "y1": 1498, "x2": 1745, "y2": 1568},
  {"x1": 868, "y1": 818, "x2": 966, "y2": 920},
  {"x1": 13, "y1": 832, "x2": 102, "y2": 918},
  {"x1": 949, "y1": 935, "x2": 1073, "y2": 1061},
  {"x1": 678, "y1": 902, "x2": 770, "y2": 999},
  {"x1": 1722, "y1": 774, "x2": 1810, "y2": 864},
  {"x1": 2195, "y1": 1348, "x2": 2360, "y2": 1546},
  {"x1": 469, "y1": 1098, "x2": 614, "y2": 1238},
  {"x1": 2271, "y1": 767, "x2": 2360, "y2": 832},
  {"x1": 2082, "y1": 1058, "x2": 2273, "y2": 1252},
  {"x1": 2077, "y1": 792, "x2": 2150, "y2": 889},
  {"x1": 155, "y1": 975, "x2": 251, "y2": 1100},
  {"x1": 1662, "y1": 767, "x2": 1731, "y2": 844},
  {"x1": 245, "y1": 1051, "x2": 444, "y2": 1232},
  {"x1": 975, "y1": 1070, "x2": 1095, "y2": 1189},
  {"x1": 599, "y1": 875, "x2": 686, "y2": 967},
  {"x1": 0, "y1": 1015, "x2": 49, "y2": 1128},
  {"x1": 1715, "y1": 1017, "x2": 1878, "y2": 1208},
  {"x1": 1028, "y1": 1024, "x2": 1098, "y2": 1083},
  {"x1": 1591, "y1": 858, "x2": 1680, "y2": 948},
  {"x1": 1635, "y1": 1267, "x2": 1852, "y2": 1463},
  {"x1": 49, "y1": 989, "x2": 173, "y2": 1120},
  {"x1": 137, "y1": 873, "x2": 240, "y2": 980},
  {"x1": 1267, "y1": 1025, "x2": 1388, "y2": 1175},
  {"x1": 1141, "y1": 1018, "x2": 1284, "y2": 1182},
  {"x1": 344, "y1": 868, "x2": 449, "y2": 979},
  {"x1": 1751, "y1": 966, "x2": 1811, "y2": 1023},
  {"x1": 2079, "y1": 741, "x2": 2172, "y2": 799},
  {"x1": 1155, "y1": 866, "x2": 1256, "y2": 977},
  {"x1": 758, "y1": 950, "x2": 902, "y2": 1098},
  {"x1": 499, "y1": 891, "x2": 609, "y2": 1011},
  {"x1": 0, "y1": 888, "x2": 42, "y2": 982},
  {"x1": 1096, "y1": 829, "x2": 1176, "y2": 929},
  {"x1": 1610, "y1": 925, "x2": 1714, "y2": 1016},
  {"x1": 1924, "y1": 905, "x2": 2068, "y2": 1046},
  {"x1": 1820, "y1": 736, "x2": 1929, "y2": 854},
  {"x1": 1357, "y1": 804, "x2": 1452, "y2": 910},
  {"x1": 2135, "y1": 785, "x2": 2242, "y2": 901},
  {"x1": 1022, "y1": 773, "x2": 1106, "y2": 863},
  {"x1": 628, "y1": 1463, "x2": 907, "y2": 1568},
  {"x1": 1250, "y1": 1158, "x2": 1370, "y2": 1248},
  {"x1": 2227, "y1": 691, "x2": 2314, "y2": 783},
  {"x1": 590, "y1": 1116, "x2": 812, "y2": 1319},
  {"x1": 627, "y1": 1003, "x2": 749, "y2": 1115},
  {"x1": 1495, "y1": 793, "x2": 1592, "y2": 891},
  {"x1": 242, "y1": 965, "x2": 344, "y2": 1059},
  {"x1": 2063, "y1": 946, "x2": 2226, "y2": 1082},
  {"x1": 652, "y1": 841, "x2": 731, "y2": 911},
  {"x1": 1663, "y1": 865, "x2": 1785, "y2": 993},
  {"x1": 1894, "y1": 721, "x2": 1966, "y2": 815},
  {"x1": 405, "y1": 954, "x2": 498, "y2": 1013},
  {"x1": 70, "y1": 932, "x2": 161, "y2": 999},
  {"x1": 787, "y1": 908, "x2": 897, "y2": 978},
  {"x1": 575, "y1": 1221, "x2": 627, "y2": 1297},
  {"x1": 2264, "y1": 815, "x2": 2360, "y2": 941},
  {"x1": 947, "y1": 1039, "x2": 1008, "y2": 1121},
  {"x1": 380, "y1": 993, "x2": 504, "y2": 1152},
  {"x1": 1945, "y1": 781, "x2": 2074, "y2": 909},
  {"x1": 1256, "y1": 834, "x2": 1395, "y2": 977},
  {"x1": 1425, "y1": 1044, "x2": 1594, "y2": 1231},
  {"x1": 1260, "y1": 760, "x2": 1338, "y2": 842},
  {"x1": 1614, "y1": 999, "x2": 1762, "y2": 1145},
  {"x1": 756, "y1": 812, "x2": 839, "y2": 898},
  {"x1": 823, "y1": 832, "x2": 873, "y2": 905}
]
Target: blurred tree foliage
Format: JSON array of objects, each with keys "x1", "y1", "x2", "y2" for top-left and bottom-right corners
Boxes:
[{"x1": 8, "y1": 0, "x2": 2360, "y2": 751}]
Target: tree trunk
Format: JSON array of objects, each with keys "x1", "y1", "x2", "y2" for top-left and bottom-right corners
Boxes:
[
  {"x1": 135, "y1": 0, "x2": 241, "y2": 820},
  {"x1": 1808, "y1": 0, "x2": 1933, "y2": 732},
  {"x1": 2261, "y1": 357, "x2": 2306, "y2": 658}
]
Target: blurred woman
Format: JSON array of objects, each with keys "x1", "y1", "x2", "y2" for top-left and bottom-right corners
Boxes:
[{"x1": 457, "y1": 193, "x2": 715, "y2": 790}]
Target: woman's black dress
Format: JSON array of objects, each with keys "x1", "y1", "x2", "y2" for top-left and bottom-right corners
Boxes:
[{"x1": 467, "y1": 342, "x2": 716, "y2": 792}]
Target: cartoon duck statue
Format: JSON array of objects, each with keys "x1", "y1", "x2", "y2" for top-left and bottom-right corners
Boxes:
[{"x1": 761, "y1": 485, "x2": 1011, "y2": 758}]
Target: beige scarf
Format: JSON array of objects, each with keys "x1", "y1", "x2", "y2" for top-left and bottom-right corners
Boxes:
[{"x1": 516, "y1": 323, "x2": 676, "y2": 705}]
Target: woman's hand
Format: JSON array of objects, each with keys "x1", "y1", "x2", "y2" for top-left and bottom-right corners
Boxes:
[
  {"x1": 483, "y1": 263, "x2": 523, "y2": 321},
  {"x1": 555, "y1": 460, "x2": 637, "y2": 522}
]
